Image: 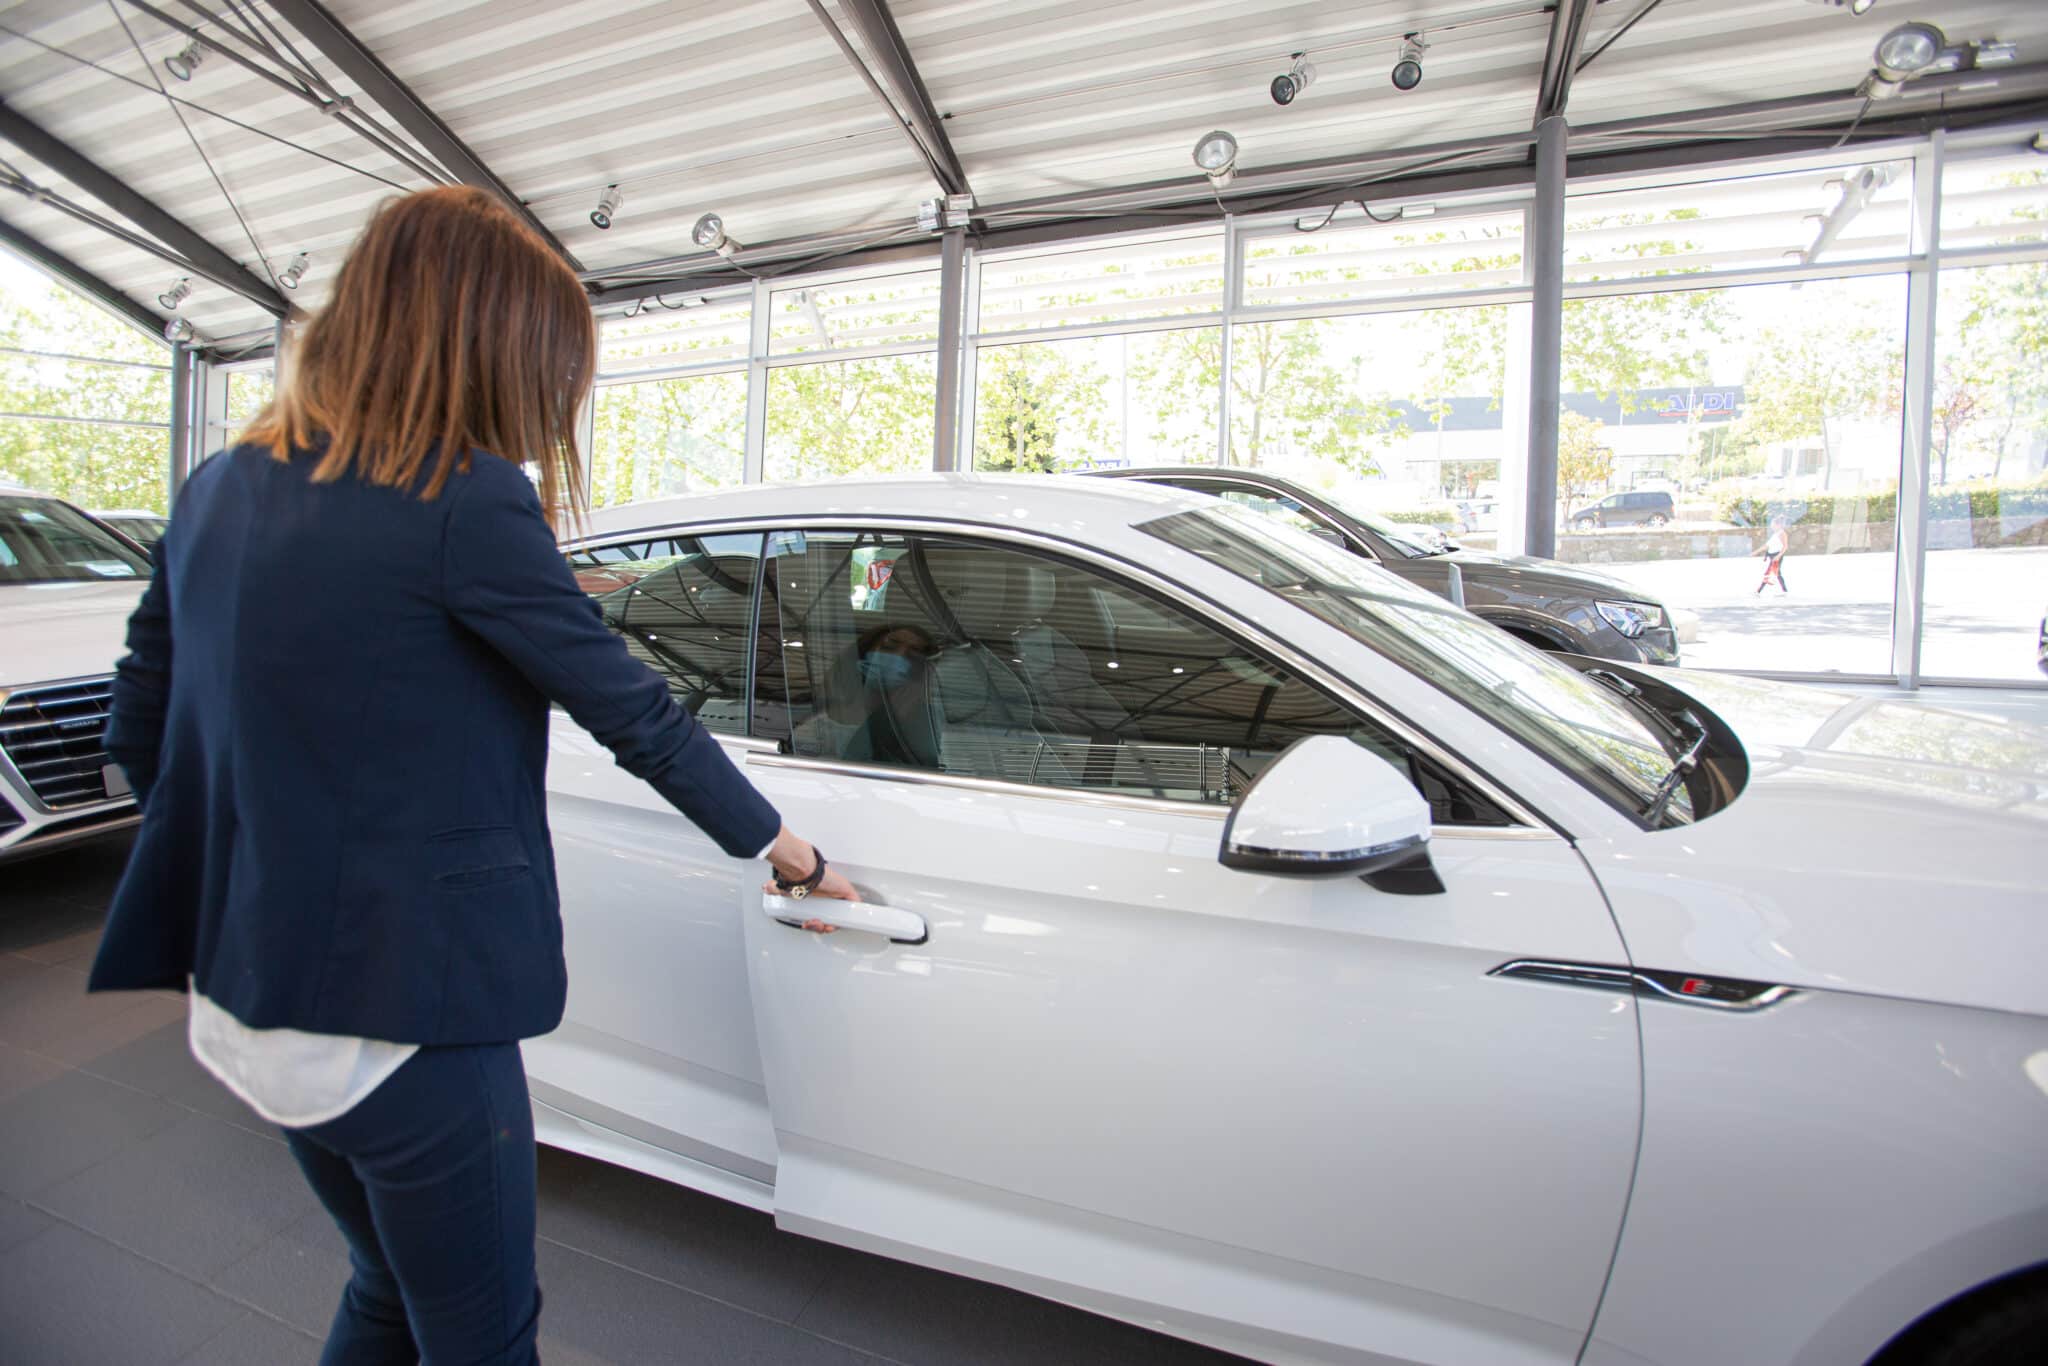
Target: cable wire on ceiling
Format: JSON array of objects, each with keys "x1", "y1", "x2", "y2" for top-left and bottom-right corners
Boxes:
[
  {"x1": 0, "y1": 21, "x2": 411, "y2": 190},
  {"x1": 109, "y1": 0, "x2": 278, "y2": 289}
]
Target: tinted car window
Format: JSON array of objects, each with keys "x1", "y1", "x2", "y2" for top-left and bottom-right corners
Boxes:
[
  {"x1": 565, "y1": 533, "x2": 763, "y2": 735},
  {"x1": 0, "y1": 495, "x2": 150, "y2": 584},
  {"x1": 753, "y1": 528, "x2": 1508, "y2": 824}
]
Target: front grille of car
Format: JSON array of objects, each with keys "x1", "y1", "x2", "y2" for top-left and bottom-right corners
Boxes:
[{"x1": 0, "y1": 677, "x2": 122, "y2": 809}]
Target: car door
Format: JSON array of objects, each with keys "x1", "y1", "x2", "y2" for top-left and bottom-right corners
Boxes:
[
  {"x1": 739, "y1": 524, "x2": 1641, "y2": 1364},
  {"x1": 530, "y1": 531, "x2": 783, "y2": 1202}
]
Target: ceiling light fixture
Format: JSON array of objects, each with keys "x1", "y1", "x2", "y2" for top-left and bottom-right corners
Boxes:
[
  {"x1": 1391, "y1": 34, "x2": 1429, "y2": 92},
  {"x1": 692, "y1": 212, "x2": 742, "y2": 258},
  {"x1": 164, "y1": 316, "x2": 196, "y2": 343},
  {"x1": 1861, "y1": 23, "x2": 2016, "y2": 98},
  {"x1": 277, "y1": 252, "x2": 309, "y2": 290},
  {"x1": 1270, "y1": 53, "x2": 1316, "y2": 106},
  {"x1": 157, "y1": 277, "x2": 191, "y2": 310},
  {"x1": 164, "y1": 41, "x2": 204, "y2": 82},
  {"x1": 590, "y1": 185, "x2": 623, "y2": 230},
  {"x1": 1806, "y1": 0, "x2": 1877, "y2": 15},
  {"x1": 1192, "y1": 130, "x2": 1238, "y2": 189}
]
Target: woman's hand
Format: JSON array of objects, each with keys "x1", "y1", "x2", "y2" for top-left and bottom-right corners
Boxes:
[{"x1": 763, "y1": 828, "x2": 862, "y2": 926}]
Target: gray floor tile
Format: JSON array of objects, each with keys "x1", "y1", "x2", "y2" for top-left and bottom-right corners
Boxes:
[
  {"x1": 36, "y1": 988, "x2": 185, "y2": 1070},
  {"x1": 166, "y1": 1062, "x2": 287, "y2": 1143},
  {"x1": 537, "y1": 1145, "x2": 855, "y2": 1323},
  {"x1": 535, "y1": 1239, "x2": 883, "y2": 1366},
  {"x1": 37, "y1": 1109, "x2": 319, "y2": 1280},
  {"x1": 0, "y1": 1037, "x2": 67, "y2": 1104},
  {"x1": 0, "y1": 1222, "x2": 243, "y2": 1366},
  {"x1": 76, "y1": 1015, "x2": 209, "y2": 1099},
  {"x1": 211, "y1": 1206, "x2": 352, "y2": 1338},
  {"x1": 795, "y1": 1249, "x2": 1250, "y2": 1366},
  {"x1": 0, "y1": 957, "x2": 144, "y2": 1055},
  {"x1": 0, "y1": 1066, "x2": 184, "y2": 1197},
  {"x1": 173, "y1": 1311, "x2": 321, "y2": 1366},
  {"x1": 12, "y1": 925, "x2": 104, "y2": 968},
  {"x1": 0, "y1": 1193, "x2": 53, "y2": 1253},
  {"x1": 0, "y1": 896, "x2": 103, "y2": 957}
]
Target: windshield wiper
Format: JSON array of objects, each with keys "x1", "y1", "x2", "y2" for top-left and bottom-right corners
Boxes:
[
  {"x1": 1583, "y1": 669, "x2": 1689, "y2": 744},
  {"x1": 1643, "y1": 729, "x2": 1708, "y2": 825}
]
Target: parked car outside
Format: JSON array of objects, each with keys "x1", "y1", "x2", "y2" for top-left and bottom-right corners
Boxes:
[
  {"x1": 0, "y1": 481, "x2": 150, "y2": 861},
  {"x1": 1088, "y1": 466, "x2": 1680, "y2": 665},
  {"x1": 530, "y1": 473, "x2": 2047, "y2": 1366},
  {"x1": 93, "y1": 508, "x2": 170, "y2": 548},
  {"x1": 1571, "y1": 488, "x2": 1676, "y2": 530}
]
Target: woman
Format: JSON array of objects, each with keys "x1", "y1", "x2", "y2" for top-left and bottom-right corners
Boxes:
[
  {"x1": 1756, "y1": 516, "x2": 1790, "y2": 594},
  {"x1": 86, "y1": 186, "x2": 856, "y2": 1364}
]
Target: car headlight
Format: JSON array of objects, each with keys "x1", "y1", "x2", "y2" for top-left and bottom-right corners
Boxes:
[{"x1": 1596, "y1": 600, "x2": 1663, "y2": 638}]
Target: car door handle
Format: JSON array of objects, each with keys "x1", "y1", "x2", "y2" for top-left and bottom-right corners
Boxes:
[{"x1": 762, "y1": 894, "x2": 928, "y2": 945}]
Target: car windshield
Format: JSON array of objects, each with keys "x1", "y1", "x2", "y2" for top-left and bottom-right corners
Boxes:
[
  {"x1": 1139, "y1": 503, "x2": 1692, "y2": 826},
  {"x1": 0, "y1": 495, "x2": 151, "y2": 584},
  {"x1": 1313, "y1": 489, "x2": 1445, "y2": 557}
]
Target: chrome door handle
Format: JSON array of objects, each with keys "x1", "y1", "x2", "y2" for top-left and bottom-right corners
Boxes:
[{"x1": 761, "y1": 894, "x2": 928, "y2": 945}]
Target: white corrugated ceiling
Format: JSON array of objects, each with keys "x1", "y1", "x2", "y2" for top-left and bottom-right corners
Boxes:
[{"x1": 0, "y1": 0, "x2": 2042, "y2": 345}]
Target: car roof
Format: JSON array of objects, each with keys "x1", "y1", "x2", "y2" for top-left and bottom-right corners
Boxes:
[
  {"x1": 578, "y1": 472, "x2": 1211, "y2": 544},
  {"x1": 92, "y1": 509, "x2": 164, "y2": 518}
]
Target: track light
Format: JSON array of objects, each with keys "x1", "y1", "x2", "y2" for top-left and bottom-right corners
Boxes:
[
  {"x1": 157, "y1": 277, "x2": 191, "y2": 310},
  {"x1": 164, "y1": 41, "x2": 204, "y2": 82},
  {"x1": 1806, "y1": 0, "x2": 1877, "y2": 14},
  {"x1": 1391, "y1": 33, "x2": 1429, "y2": 92},
  {"x1": 1873, "y1": 22, "x2": 1946, "y2": 81},
  {"x1": 277, "y1": 252, "x2": 309, "y2": 290},
  {"x1": 2032, "y1": 131, "x2": 2048, "y2": 155},
  {"x1": 1270, "y1": 53, "x2": 1315, "y2": 105},
  {"x1": 692, "y1": 212, "x2": 741, "y2": 258},
  {"x1": 163, "y1": 316, "x2": 195, "y2": 343},
  {"x1": 590, "y1": 185, "x2": 622, "y2": 230},
  {"x1": 1192, "y1": 130, "x2": 1238, "y2": 189}
]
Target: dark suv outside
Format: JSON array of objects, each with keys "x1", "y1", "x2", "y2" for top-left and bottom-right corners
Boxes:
[
  {"x1": 1570, "y1": 489, "x2": 1675, "y2": 530},
  {"x1": 1090, "y1": 467, "x2": 1680, "y2": 666}
]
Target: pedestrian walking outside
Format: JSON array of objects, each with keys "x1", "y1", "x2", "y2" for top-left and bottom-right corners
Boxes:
[{"x1": 1756, "y1": 516, "x2": 1791, "y2": 595}]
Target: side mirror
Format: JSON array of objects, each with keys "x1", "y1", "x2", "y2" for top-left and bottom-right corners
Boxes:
[{"x1": 1220, "y1": 736, "x2": 1442, "y2": 894}]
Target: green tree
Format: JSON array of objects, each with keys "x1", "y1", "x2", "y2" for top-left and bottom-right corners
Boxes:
[
  {"x1": 1741, "y1": 297, "x2": 1902, "y2": 489},
  {"x1": 2, "y1": 268, "x2": 171, "y2": 511},
  {"x1": 973, "y1": 343, "x2": 1112, "y2": 473},
  {"x1": 764, "y1": 355, "x2": 936, "y2": 481},
  {"x1": 1556, "y1": 412, "x2": 1615, "y2": 517},
  {"x1": 590, "y1": 372, "x2": 747, "y2": 508}
]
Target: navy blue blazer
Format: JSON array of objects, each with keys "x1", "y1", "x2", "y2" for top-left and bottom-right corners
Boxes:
[{"x1": 87, "y1": 444, "x2": 781, "y2": 1043}]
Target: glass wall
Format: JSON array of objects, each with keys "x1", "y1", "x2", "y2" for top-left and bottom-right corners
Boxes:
[
  {"x1": 560, "y1": 126, "x2": 2048, "y2": 687},
  {"x1": 0, "y1": 256, "x2": 170, "y2": 512}
]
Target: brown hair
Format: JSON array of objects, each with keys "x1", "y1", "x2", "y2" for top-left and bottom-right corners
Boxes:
[{"x1": 243, "y1": 186, "x2": 593, "y2": 529}]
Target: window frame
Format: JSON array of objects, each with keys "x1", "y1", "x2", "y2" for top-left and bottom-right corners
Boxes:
[{"x1": 565, "y1": 514, "x2": 1552, "y2": 836}]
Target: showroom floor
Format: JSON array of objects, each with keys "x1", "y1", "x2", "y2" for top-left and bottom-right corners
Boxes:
[{"x1": 0, "y1": 835, "x2": 1244, "y2": 1366}]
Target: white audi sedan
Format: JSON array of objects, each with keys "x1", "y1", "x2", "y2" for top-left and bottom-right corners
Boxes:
[{"x1": 532, "y1": 475, "x2": 2047, "y2": 1366}]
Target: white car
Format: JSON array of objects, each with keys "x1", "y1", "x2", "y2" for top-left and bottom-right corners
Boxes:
[
  {"x1": 0, "y1": 482, "x2": 149, "y2": 861},
  {"x1": 533, "y1": 475, "x2": 2047, "y2": 1366}
]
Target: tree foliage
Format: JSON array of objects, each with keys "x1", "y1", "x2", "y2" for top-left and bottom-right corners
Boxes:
[{"x1": 1, "y1": 270, "x2": 171, "y2": 512}]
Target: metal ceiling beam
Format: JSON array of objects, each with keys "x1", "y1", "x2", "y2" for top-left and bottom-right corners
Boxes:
[
  {"x1": 832, "y1": 0, "x2": 973, "y2": 199},
  {"x1": 0, "y1": 216, "x2": 165, "y2": 343},
  {"x1": 1534, "y1": 0, "x2": 1595, "y2": 125},
  {"x1": 263, "y1": 0, "x2": 583, "y2": 273},
  {"x1": 0, "y1": 100, "x2": 286, "y2": 316}
]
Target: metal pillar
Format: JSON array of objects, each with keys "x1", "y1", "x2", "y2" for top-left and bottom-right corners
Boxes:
[
  {"x1": 1523, "y1": 115, "x2": 1568, "y2": 559},
  {"x1": 166, "y1": 342, "x2": 194, "y2": 506},
  {"x1": 742, "y1": 279, "x2": 772, "y2": 483},
  {"x1": 1892, "y1": 132, "x2": 1944, "y2": 687},
  {"x1": 932, "y1": 228, "x2": 967, "y2": 472}
]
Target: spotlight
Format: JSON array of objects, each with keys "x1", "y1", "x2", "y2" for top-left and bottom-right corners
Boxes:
[
  {"x1": 164, "y1": 316, "x2": 195, "y2": 343},
  {"x1": 1391, "y1": 33, "x2": 1429, "y2": 92},
  {"x1": 157, "y1": 277, "x2": 191, "y2": 310},
  {"x1": 692, "y1": 212, "x2": 742, "y2": 258},
  {"x1": 277, "y1": 253, "x2": 309, "y2": 290},
  {"x1": 1270, "y1": 52, "x2": 1316, "y2": 106},
  {"x1": 164, "y1": 41, "x2": 204, "y2": 82},
  {"x1": 590, "y1": 184, "x2": 622, "y2": 230},
  {"x1": 1806, "y1": 0, "x2": 1877, "y2": 14},
  {"x1": 2032, "y1": 131, "x2": 2048, "y2": 155},
  {"x1": 1192, "y1": 129, "x2": 1238, "y2": 189},
  {"x1": 1874, "y1": 21, "x2": 1946, "y2": 81}
]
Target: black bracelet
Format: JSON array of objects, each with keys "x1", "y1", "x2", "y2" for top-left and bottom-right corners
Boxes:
[{"x1": 774, "y1": 847, "x2": 827, "y2": 900}]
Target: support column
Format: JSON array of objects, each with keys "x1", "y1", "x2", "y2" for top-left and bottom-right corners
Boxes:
[
  {"x1": 1523, "y1": 115, "x2": 1568, "y2": 560},
  {"x1": 166, "y1": 342, "x2": 194, "y2": 506},
  {"x1": 743, "y1": 279, "x2": 771, "y2": 483},
  {"x1": 1892, "y1": 132, "x2": 1944, "y2": 687},
  {"x1": 932, "y1": 227, "x2": 967, "y2": 472}
]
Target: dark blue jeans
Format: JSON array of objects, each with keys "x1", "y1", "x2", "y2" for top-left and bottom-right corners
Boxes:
[{"x1": 283, "y1": 1042, "x2": 540, "y2": 1366}]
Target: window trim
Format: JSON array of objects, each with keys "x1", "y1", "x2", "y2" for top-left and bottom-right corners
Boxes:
[{"x1": 568, "y1": 513, "x2": 1557, "y2": 837}]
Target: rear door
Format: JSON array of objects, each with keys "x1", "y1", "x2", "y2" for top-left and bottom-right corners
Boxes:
[{"x1": 739, "y1": 524, "x2": 1642, "y2": 1364}]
